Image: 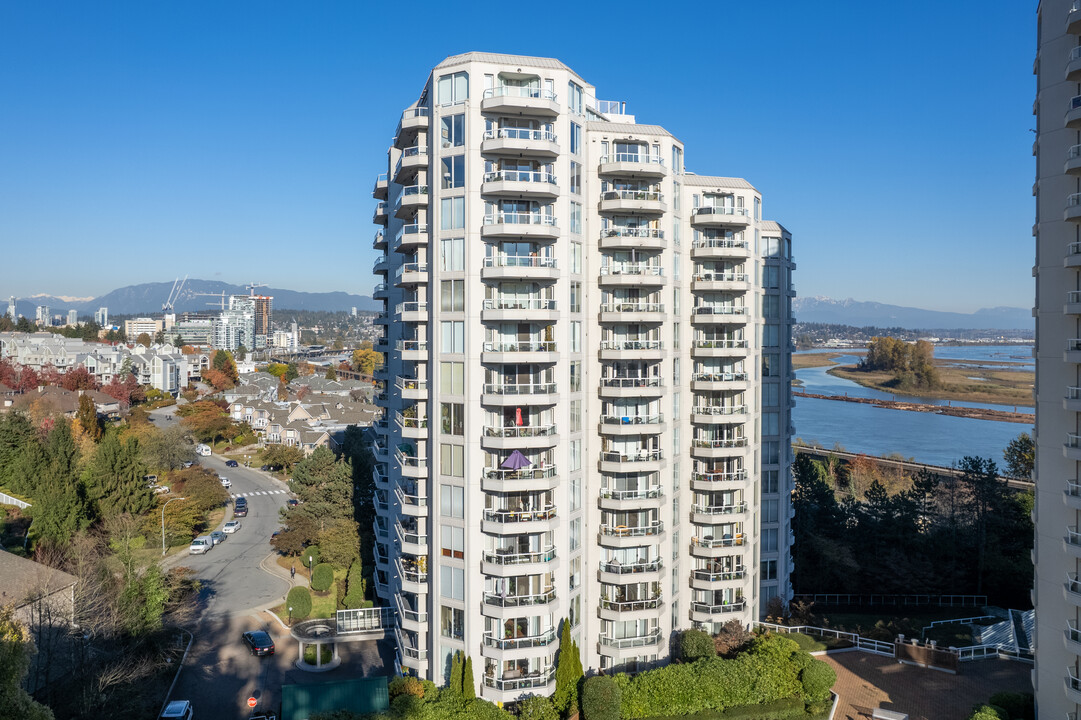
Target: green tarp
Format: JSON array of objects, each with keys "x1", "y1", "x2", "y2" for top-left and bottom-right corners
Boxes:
[{"x1": 281, "y1": 677, "x2": 390, "y2": 720}]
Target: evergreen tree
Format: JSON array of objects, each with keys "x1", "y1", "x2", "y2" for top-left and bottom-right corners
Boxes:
[
  {"x1": 32, "y1": 424, "x2": 88, "y2": 545},
  {"x1": 553, "y1": 620, "x2": 583, "y2": 716},
  {"x1": 75, "y1": 394, "x2": 102, "y2": 442},
  {"x1": 83, "y1": 432, "x2": 151, "y2": 519},
  {"x1": 462, "y1": 655, "x2": 475, "y2": 700},
  {"x1": 0, "y1": 413, "x2": 36, "y2": 490},
  {"x1": 448, "y1": 650, "x2": 463, "y2": 696}
]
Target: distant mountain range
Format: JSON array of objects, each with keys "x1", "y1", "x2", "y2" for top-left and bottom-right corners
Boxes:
[
  {"x1": 3, "y1": 280, "x2": 379, "y2": 318},
  {"x1": 793, "y1": 296, "x2": 1032, "y2": 331}
]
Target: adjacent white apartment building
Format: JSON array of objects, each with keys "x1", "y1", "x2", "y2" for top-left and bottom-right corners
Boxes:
[
  {"x1": 370, "y1": 52, "x2": 794, "y2": 700},
  {"x1": 1035, "y1": 2, "x2": 1081, "y2": 716}
]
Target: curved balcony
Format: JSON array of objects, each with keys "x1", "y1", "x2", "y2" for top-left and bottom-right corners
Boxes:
[
  {"x1": 481, "y1": 464, "x2": 560, "y2": 493},
  {"x1": 598, "y1": 339, "x2": 664, "y2": 361},
  {"x1": 482, "y1": 297, "x2": 558, "y2": 323},
  {"x1": 482, "y1": 506, "x2": 558, "y2": 534},
  {"x1": 373, "y1": 230, "x2": 386, "y2": 250},
  {"x1": 1067, "y1": 434, "x2": 1081, "y2": 461},
  {"x1": 599, "y1": 449, "x2": 664, "y2": 474},
  {"x1": 395, "y1": 301, "x2": 428, "y2": 324},
  {"x1": 690, "y1": 206, "x2": 752, "y2": 228},
  {"x1": 482, "y1": 381, "x2": 559, "y2": 407},
  {"x1": 482, "y1": 666, "x2": 555, "y2": 695},
  {"x1": 482, "y1": 255, "x2": 559, "y2": 282},
  {"x1": 690, "y1": 238, "x2": 751, "y2": 260},
  {"x1": 1067, "y1": 292, "x2": 1081, "y2": 316},
  {"x1": 395, "y1": 222, "x2": 429, "y2": 251},
  {"x1": 394, "y1": 106, "x2": 429, "y2": 149},
  {"x1": 396, "y1": 262, "x2": 429, "y2": 287},
  {"x1": 599, "y1": 263, "x2": 665, "y2": 286},
  {"x1": 481, "y1": 128, "x2": 559, "y2": 158},
  {"x1": 691, "y1": 437, "x2": 748, "y2": 459},
  {"x1": 1065, "y1": 622, "x2": 1081, "y2": 657},
  {"x1": 482, "y1": 212, "x2": 559, "y2": 239},
  {"x1": 691, "y1": 372, "x2": 749, "y2": 392},
  {"x1": 690, "y1": 470, "x2": 748, "y2": 492},
  {"x1": 598, "y1": 522, "x2": 665, "y2": 548},
  {"x1": 1068, "y1": 241, "x2": 1081, "y2": 268},
  {"x1": 598, "y1": 630, "x2": 663, "y2": 659},
  {"x1": 690, "y1": 502, "x2": 749, "y2": 525},
  {"x1": 482, "y1": 340, "x2": 558, "y2": 364},
  {"x1": 481, "y1": 424, "x2": 559, "y2": 450},
  {"x1": 690, "y1": 534, "x2": 746, "y2": 559},
  {"x1": 373, "y1": 283, "x2": 388, "y2": 300},
  {"x1": 482, "y1": 170, "x2": 559, "y2": 199},
  {"x1": 397, "y1": 339, "x2": 429, "y2": 361},
  {"x1": 599, "y1": 414, "x2": 665, "y2": 436},
  {"x1": 394, "y1": 184, "x2": 429, "y2": 219},
  {"x1": 598, "y1": 486, "x2": 664, "y2": 511},
  {"x1": 692, "y1": 405, "x2": 749, "y2": 424},
  {"x1": 393, "y1": 146, "x2": 428, "y2": 185},
  {"x1": 690, "y1": 567, "x2": 747, "y2": 591},
  {"x1": 692, "y1": 339, "x2": 749, "y2": 358},
  {"x1": 599, "y1": 301, "x2": 665, "y2": 324},
  {"x1": 599, "y1": 376, "x2": 665, "y2": 398},
  {"x1": 373, "y1": 173, "x2": 388, "y2": 200},
  {"x1": 598, "y1": 596, "x2": 663, "y2": 621},
  {"x1": 598, "y1": 153, "x2": 667, "y2": 178},
  {"x1": 373, "y1": 201, "x2": 388, "y2": 226},
  {"x1": 481, "y1": 589, "x2": 557, "y2": 617},
  {"x1": 691, "y1": 272, "x2": 751, "y2": 293},
  {"x1": 481, "y1": 546, "x2": 557, "y2": 577},
  {"x1": 1069, "y1": 146, "x2": 1081, "y2": 178},
  {"x1": 599, "y1": 190, "x2": 666, "y2": 215},
  {"x1": 689, "y1": 600, "x2": 746, "y2": 622},
  {"x1": 481, "y1": 85, "x2": 559, "y2": 117},
  {"x1": 484, "y1": 628, "x2": 558, "y2": 653},
  {"x1": 1068, "y1": 193, "x2": 1081, "y2": 223},
  {"x1": 597, "y1": 559, "x2": 663, "y2": 585},
  {"x1": 690, "y1": 305, "x2": 749, "y2": 325},
  {"x1": 599, "y1": 227, "x2": 666, "y2": 251}
]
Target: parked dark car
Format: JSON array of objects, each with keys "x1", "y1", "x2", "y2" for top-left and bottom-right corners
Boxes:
[
  {"x1": 286, "y1": 498, "x2": 299, "y2": 508},
  {"x1": 233, "y1": 497, "x2": 248, "y2": 517},
  {"x1": 242, "y1": 630, "x2": 275, "y2": 656},
  {"x1": 225, "y1": 459, "x2": 239, "y2": 467}
]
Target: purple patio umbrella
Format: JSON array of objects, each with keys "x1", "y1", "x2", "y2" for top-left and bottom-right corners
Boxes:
[{"x1": 501, "y1": 450, "x2": 532, "y2": 471}]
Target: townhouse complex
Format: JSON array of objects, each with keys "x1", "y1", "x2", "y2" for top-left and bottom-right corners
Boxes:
[{"x1": 367, "y1": 52, "x2": 795, "y2": 699}]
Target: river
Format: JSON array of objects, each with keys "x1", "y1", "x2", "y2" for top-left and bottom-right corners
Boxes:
[{"x1": 792, "y1": 346, "x2": 1032, "y2": 467}]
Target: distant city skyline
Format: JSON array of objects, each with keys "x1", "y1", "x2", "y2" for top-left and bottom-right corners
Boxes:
[{"x1": 0, "y1": 1, "x2": 1032, "y2": 313}]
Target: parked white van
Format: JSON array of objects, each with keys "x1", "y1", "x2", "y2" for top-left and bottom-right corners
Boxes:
[
  {"x1": 196, "y1": 444, "x2": 211, "y2": 457},
  {"x1": 189, "y1": 536, "x2": 213, "y2": 555}
]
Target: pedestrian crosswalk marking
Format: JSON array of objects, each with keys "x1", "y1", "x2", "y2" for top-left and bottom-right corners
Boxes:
[{"x1": 229, "y1": 490, "x2": 288, "y2": 499}]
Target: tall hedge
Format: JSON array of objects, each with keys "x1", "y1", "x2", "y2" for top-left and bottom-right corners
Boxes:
[
  {"x1": 799, "y1": 658, "x2": 836, "y2": 703},
  {"x1": 581, "y1": 675, "x2": 621, "y2": 720},
  {"x1": 679, "y1": 628, "x2": 716, "y2": 662},
  {"x1": 343, "y1": 560, "x2": 368, "y2": 608},
  {"x1": 286, "y1": 586, "x2": 311, "y2": 620},
  {"x1": 311, "y1": 562, "x2": 335, "y2": 592}
]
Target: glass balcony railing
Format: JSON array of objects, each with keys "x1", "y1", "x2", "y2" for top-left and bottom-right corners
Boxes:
[
  {"x1": 692, "y1": 469, "x2": 747, "y2": 484},
  {"x1": 692, "y1": 238, "x2": 749, "y2": 251},
  {"x1": 483, "y1": 340, "x2": 556, "y2": 353},
  {"x1": 483, "y1": 666, "x2": 555, "y2": 691},
  {"x1": 599, "y1": 339, "x2": 663, "y2": 351},
  {"x1": 600, "y1": 301, "x2": 665, "y2": 313},
  {"x1": 482, "y1": 546, "x2": 556, "y2": 565},
  {"x1": 483, "y1": 128, "x2": 557, "y2": 142},
  {"x1": 693, "y1": 405, "x2": 748, "y2": 416},
  {"x1": 600, "y1": 486, "x2": 662, "y2": 500},
  {"x1": 484, "y1": 255, "x2": 556, "y2": 269},
  {"x1": 598, "y1": 559, "x2": 662, "y2": 575},
  {"x1": 692, "y1": 206, "x2": 749, "y2": 218},
  {"x1": 483, "y1": 381, "x2": 558, "y2": 395},
  {"x1": 482, "y1": 588, "x2": 556, "y2": 608},
  {"x1": 484, "y1": 212, "x2": 557, "y2": 226},
  {"x1": 484, "y1": 170, "x2": 557, "y2": 184},
  {"x1": 602, "y1": 227, "x2": 663, "y2": 239},
  {"x1": 599, "y1": 521, "x2": 663, "y2": 537},
  {"x1": 601, "y1": 263, "x2": 663, "y2": 277},
  {"x1": 602, "y1": 189, "x2": 663, "y2": 202},
  {"x1": 598, "y1": 630, "x2": 662, "y2": 648},
  {"x1": 691, "y1": 502, "x2": 748, "y2": 516},
  {"x1": 693, "y1": 339, "x2": 748, "y2": 350},
  {"x1": 692, "y1": 372, "x2": 748, "y2": 382},
  {"x1": 483, "y1": 424, "x2": 557, "y2": 438},
  {"x1": 483, "y1": 506, "x2": 556, "y2": 523},
  {"x1": 483, "y1": 85, "x2": 558, "y2": 101},
  {"x1": 483, "y1": 298, "x2": 557, "y2": 311},
  {"x1": 599, "y1": 153, "x2": 664, "y2": 166},
  {"x1": 484, "y1": 628, "x2": 557, "y2": 650},
  {"x1": 482, "y1": 464, "x2": 558, "y2": 482},
  {"x1": 600, "y1": 414, "x2": 664, "y2": 426},
  {"x1": 601, "y1": 449, "x2": 663, "y2": 463}
]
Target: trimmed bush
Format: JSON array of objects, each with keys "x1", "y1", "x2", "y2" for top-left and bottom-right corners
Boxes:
[
  {"x1": 582, "y1": 675, "x2": 621, "y2": 720},
  {"x1": 987, "y1": 692, "x2": 1034, "y2": 720},
  {"x1": 641, "y1": 697, "x2": 810, "y2": 720},
  {"x1": 388, "y1": 676, "x2": 425, "y2": 700},
  {"x1": 311, "y1": 562, "x2": 335, "y2": 592},
  {"x1": 286, "y1": 586, "x2": 311, "y2": 620},
  {"x1": 679, "y1": 628, "x2": 716, "y2": 662},
  {"x1": 301, "y1": 545, "x2": 320, "y2": 568},
  {"x1": 342, "y1": 560, "x2": 367, "y2": 608},
  {"x1": 967, "y1": 706, "x2": 1007, "y2": 720},
  {"x1": 799, "y1": 659, "x2": 836, "y2": 703},
  {"x1": 516, "y1": 695, "x2": 559, "y2": 720}
]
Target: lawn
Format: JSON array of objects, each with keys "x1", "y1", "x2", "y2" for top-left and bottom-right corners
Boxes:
[{"x1": 784, "y1": 632, "x2": 854, "y2": 653}]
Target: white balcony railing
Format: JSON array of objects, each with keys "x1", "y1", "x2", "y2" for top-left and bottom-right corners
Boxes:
[
  {"x1": 602, "y1": 189, "x2": 663, "y2": 202},
  {"x1": 601, "y1": 263, "x2": 663, "y2": 276},
  {"x1": 601, "y1": 414, "x2": 664, "y2": 425},
  {"x1": 484, "y1": 212, "x2": 557, "y2": 226},
  {"x1": 692, "y1": 372, "x2": 748, "y2": 383},
  {"x1": 484, "y1": 628, "x2": 557, "y2": 650},
  {"x1": 483, "y1": 340, "x2": 556, "y2": 353},
  {"x1": 484, "y1": 85, "x2": 558, "y2": 101},
  {"x1": 601, "y1": 449, "x2": 663, "y2": 463},
  {"x1": 599, "y1": 339, "x2": 663, "y2": 351},
  {"x1": 484, "y1": 170, "x2": 557, "y2": 184},
  {"x1": 693, "y1": 405, "x2": 748, "y2": 416},
  {"x1": 692, "y1": 206, "x2": 750, "y2": 218},
  {"x1": 482, "y1": 464, "x2": 558, "y2": 482},
  {"x1": 484, "y1": 255, "x2": 556, "y2": 268},
  {"x1": 483, "y1": 128, "x2": 557, "y2": 142},
  {"x1": 691, "y1": 502, "x2": 748, "y2": 515},
  {"x1": 692, "y1": 238, "x2": 749, "y2": 251},
  {"x1": 600, "y1": 487, "x2": 662, "y2": 500},
  {"x1": 602, "y1": 227, "x2": 663, "y2": 239},
  {"x1": 483, "y1": 298, "x2": 557, "y2": 311},
  {"x1": 483, "y1": 424, "x2": 557, "y2": 438},
  {"x1": 599, "y1": 521, "x2": 664, "y2": 537},
  {"x1": 598, "y1": 630, "x2": 662, "y2": 648},
  {"x1": 600, "y1": 302, "x2": 665, "y2": 313},
  {"x1": 600, "y1": 376, "x2": 663, "y2": 388},
  {"x1": 483, "y1": 382, "x2": 558, "y2": 395},
  {"x1": 483, "y1": 546, "x2": 557, "y2": 565},
  {"x1": 599, "y1": 153, "x2": 665, "y2": 166}
]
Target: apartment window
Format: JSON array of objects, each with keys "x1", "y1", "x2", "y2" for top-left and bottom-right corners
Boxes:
[
  {"x1": 570, "y1": 475, "x2": 581, "y2": 511},
  {"x1": 570, "y1": 201, "x2": 582, "y2": 234},
  {"x1": 441, "y1": 402, "x2": 464, "y2": 435},
  {"x1": 763, "y1": 266, "x2": 780, "y2": 289},
  {"x1": 762, "y1": 529, "x2": 779, "y2": 553},
  {"x1": 441, "y1": 237, "x2": 464, "y2": 271},
  {"x1": 437, "y1": 71, "x2": 468, "y2": 106},
  {"x1": 672, "y1": 146, "x2": 682, "y2": 174},
  {"x1": 570, "y1": 122, "x2": 581, "y2": 154},
  {"x1": 440, "y1": 361, "x2": 464, "y2": 394},
  {"x1": 673, "y1": 322, "x2": 680, "y2": 350},
  {"x1": 754, "y1": 197, "x2": 761, "y2": 220},
  {"x1": 440, "y1": 565, "x2": 465, "y2": 599},
  {"x1": 673, "y1": 223, "x2": 681, "y2": 248},
  {"x1": 673, "y1": 182, "x2": 680, "y2": 211},
  {"x1": 763, "y1": 383, "x2": 779, "y2": 407},
  {"x1": 762, "y1": 353, "x2": 780, "y2": 378},
  {"x1": 569, "y1": 361, "x2": 581, "y2": 391},
  {"x1": 762, "y1": 559, "x2": 777, "y2": 581},
  {"x1": 762, "y1": 441, "x2": 780, "y2": 465},
  {"x1": 441, "y1": 155, "x2": 466, "y2": 189},
  {"x1": 672, "y1": 494, "x2": 680, "y2": 527},
  {"x1": 441, "y1": 526, "x2": 465, "y2": 558},
  {"x1": 763, "y1": 499, "x2": 779, "y2": 524},
  {"x1": 673, "y1": 290, "x2": 680, "y2": 317},
  {"x1": 440, "y1": 114, "x2": 465, "y2": 147},
  {"x1": 570, "y1": 321, "x2": 581, "y2": 353},
  {"x1": 441, "y1": 321, "x2": 464, "y2": 353},
  {"x1": 763, "y1": 294, "x2": 780, "y2": 320},
  {"x1": 673, "y1": 357, "x2": 680, "y2": 383},
  {"x1": 440, "y1": 280, "x2": 464, "y2": 312},
  {"x1": 569, "y1": 556, "x2": 582, "y2": 592},
  {"x1": 570, "y1": 281, "x2": 581, "y2": 313},
  {"x1": 762, "y1": 324, "x2": 780, "y2": 348},
  {"x1": 571, "y1": 242, "x2": 582, "y2": 274},
  {"x1": 568, "y1": 82, "x2": 583, "y2": 114},
  {"x1": 763, "y1": 412, "x2": 779, "y2": 436},
  {"x1": 441, "y1": 606, "x2": 464, "y2": 639},
  {"x1": 672, "y1": 391, "x2": 680, "y2": 418},
  {"x1": 570, "y1": 517, "x2": 581, "y2": 550},
  {"x1": 762, "y1": 470, "x2": 779, "y2": 494},
  {"x1": 672, "y1": 530, "x2": 680, "y2": 560},
  {"x1": 570, "y1": 399, "x2": 581, "y2": 432},
  {"x1": 440, "y1": 443, "x2": 464, "y2": 477},
  {"x1": 570, "y1": 593, "x2": 581, "y2": 628},
  {"x1": 440, "y1": 484, "x2": 464, "y2": 518},
  {"x1": 570, "y1": 439, "x2": 581, "y2": 472},
  {"x1": 570, "y1": 161, "x2": 581, "y2": 195},
  {"x1": 440, "y1": 197, "x2": 466, "y2": 230}
]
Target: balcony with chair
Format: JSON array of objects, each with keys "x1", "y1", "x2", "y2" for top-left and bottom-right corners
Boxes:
[
  {"x1": 691, "y1": 270, "x2": 750, "y2": 293},
  {"x1": 689, "y1": 468, "x2": 748, "y2": 492},
  {"x1": 598, "y1": 338, "x2": 664, "y2": 361},
  {"x1": 481, "y1": 423, "x2": 559, "y2": 450},
  {"x1": 395, "y1": 262, "x2": 429, "y2": 288},
  {"x1": 599, "y1": 189, "x2": 666, "y2": 214},
  {"x1": 597, "y1": 558, "x2": 663, "y2": 585},
  {"x1": 394, "y1": 184, "x2": 429, "y2": 219},
  {"x1": 481, "y1": 463, "x2": 559, "y2": 493},
  {"x1": 481, "y1": 544, "x2": 557, "y2": 576},
  {"x1": 691, "y1": 404, "x2": 748, "y2": 424},
  {"x1": 599, "y1": 262, "x2": 665, "y2": 286},
  {"x1": 599, "y1": 226, "x2": 666, "y2": 251},
  {"x1": 599, "y1": 446, "x2": 664, "y2": 473},
  {"x1": 482, "y1": 380, "x2": 559, "y2": 407},
  {"x1": 599, "y1": 413, "x2": 665, "y2": 436}
]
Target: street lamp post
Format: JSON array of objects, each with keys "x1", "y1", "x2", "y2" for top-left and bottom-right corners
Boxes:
[{"x1": 161, "y1": 497, "x2": 187, "y2": 556}]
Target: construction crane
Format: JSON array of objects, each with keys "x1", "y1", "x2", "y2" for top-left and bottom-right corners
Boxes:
[
  {"x1": 192, "y1": 291, "x2": 228, "y2": 311},
  {"x1": 245, "y1": 282, "x2": 267, "y2": 297},
  {"x1": 162, "y1": 275, "x2": 188, "y2": 313}
]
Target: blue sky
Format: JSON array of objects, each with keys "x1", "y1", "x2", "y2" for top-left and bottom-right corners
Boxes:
[{"x1": 0, "y1": 1, "x2": 1033, "y2": 312}]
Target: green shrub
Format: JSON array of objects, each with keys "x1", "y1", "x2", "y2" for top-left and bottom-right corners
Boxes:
[
  {"x1": 679, "y1": 628, "x2": 716, "y2": 662},
  {"x1": 311, "y1": 562, "x2": 334, "y2": 592},
  {"x1": 786, "y1": 632, "x2": 826, "y2": 653},
  {"x1": 388, "y1": 676, "x2": 425, "y2": 700},
  {"x1": 987, "y1": 692, "x2": 1034, "y2": 720},
  {"x1": 286, "y1": 586, "x2": 311, "y2": 620},
  {"x1": 641, "y1": 697, "x2": 810, "y2": 720},
  {"x1": 582, "y1": 676, "x2": 621, "y2": 720},
  {"x1": 799, "y1": 659, "x2": 836, "y2": 703},
  {"x1": 516, "y1": 695, "x2": 558, "y2": 720},
  {"x1": 301, "y1": 545, "x2": 320, "y2": 568},
  {"x1": 968, "y1": 705, "x2": 1007, "y2": 720},
  {"x1": 342, "y1": 560, "x2": 367, "y2": 608}
]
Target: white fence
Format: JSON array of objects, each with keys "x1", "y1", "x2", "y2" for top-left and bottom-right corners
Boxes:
[
  {"x1": 0, "y1": 491, "x2": 30, "y2": 509},
  {"x1": 755, "y1": 622, "x2": 895, "y2": 657}
]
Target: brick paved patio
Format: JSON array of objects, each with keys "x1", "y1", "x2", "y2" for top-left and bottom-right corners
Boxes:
[{"x1": 823, "y1": 651, "x2": 1032, "y2": 720}]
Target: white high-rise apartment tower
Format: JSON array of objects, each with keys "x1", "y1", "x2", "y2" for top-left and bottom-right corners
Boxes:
[
  {"x1": 1035, "y1": 3, "x2": 1081, "y2": 716},
  {"x1": 370, "y1": 52, "x2": 795, "y2": 700}
]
